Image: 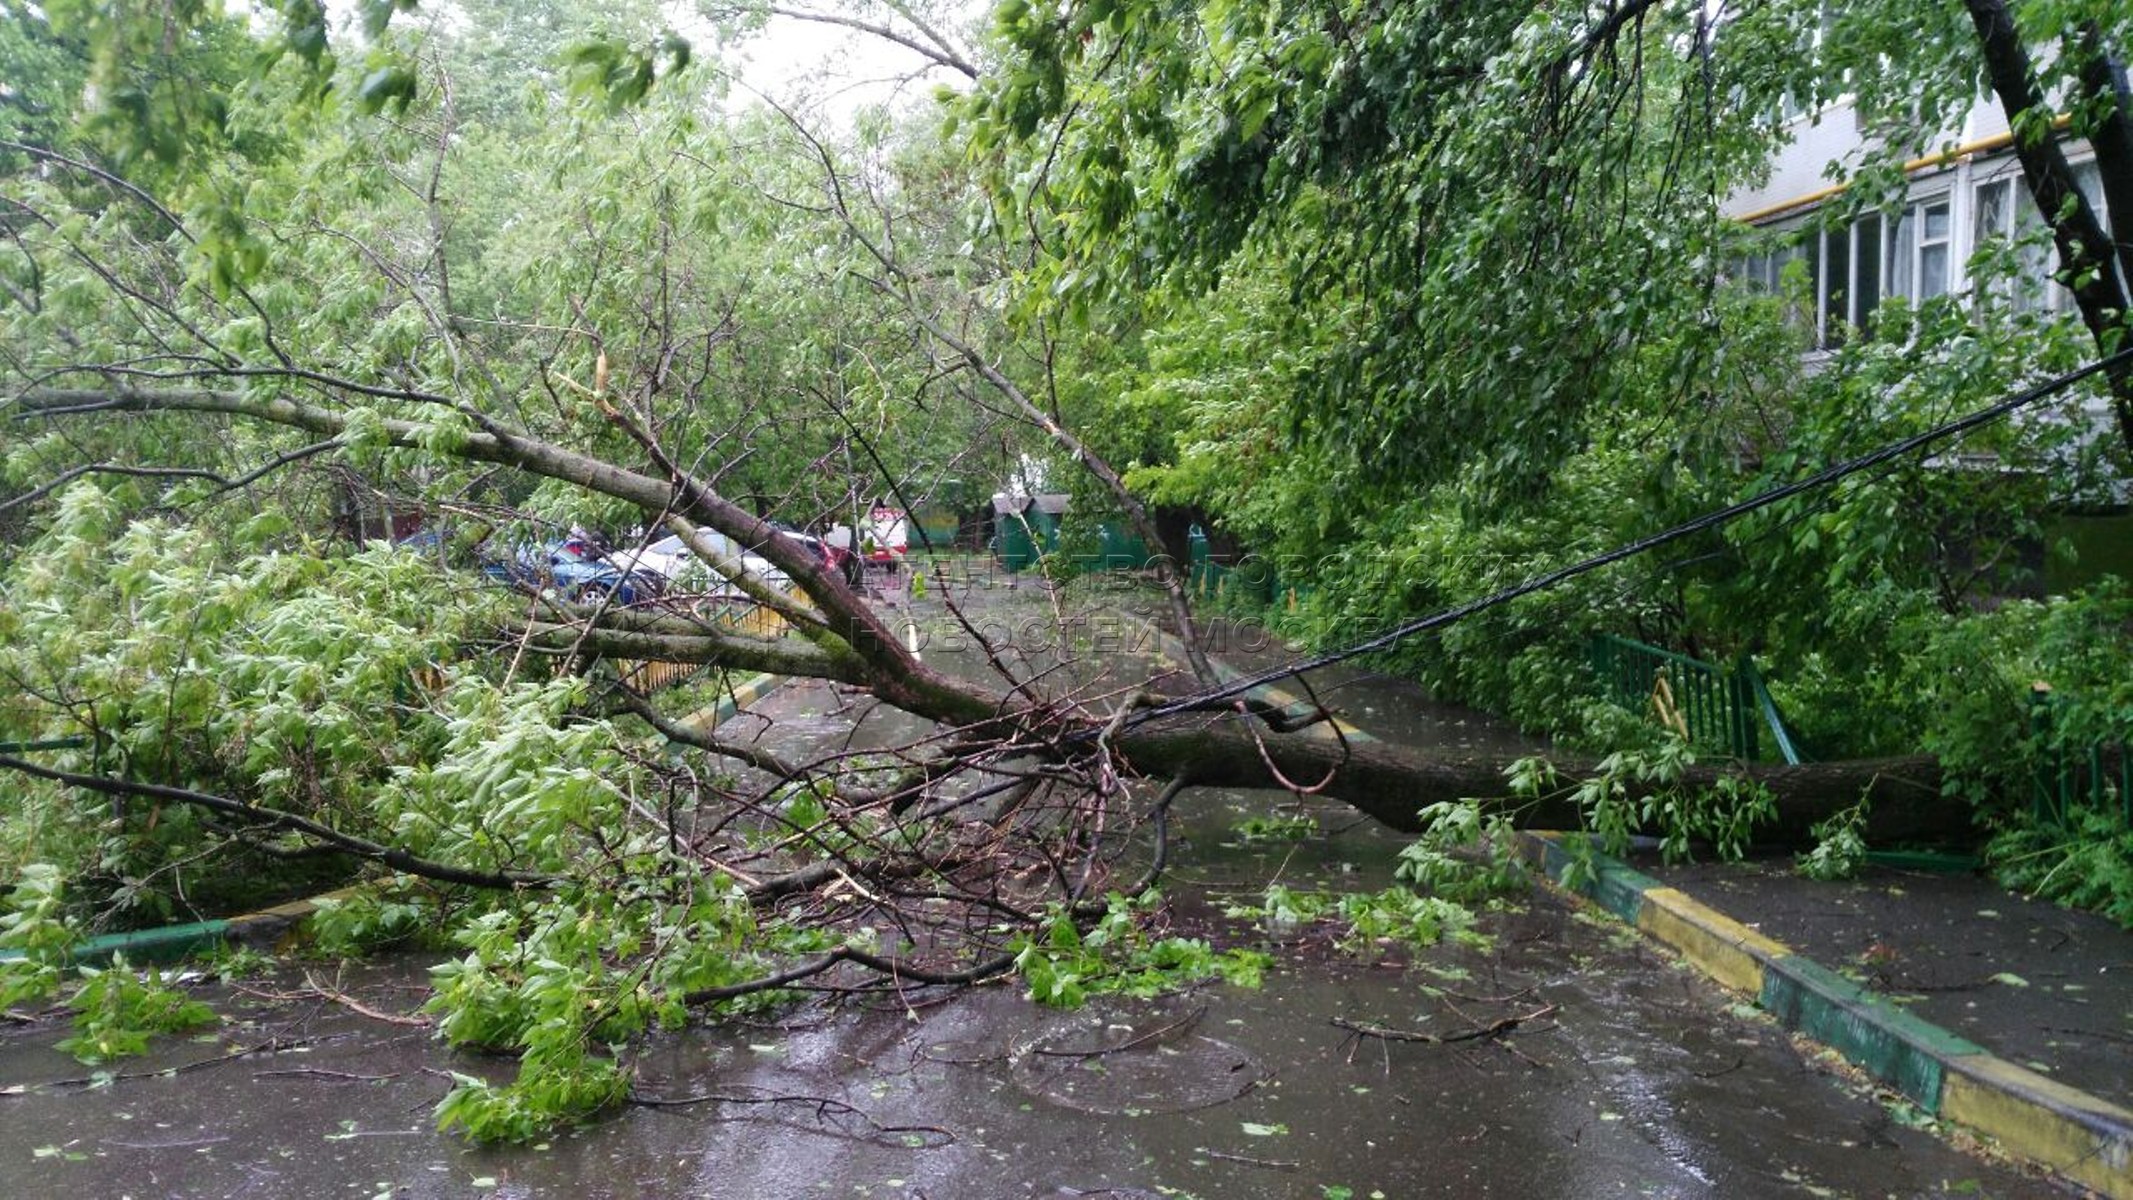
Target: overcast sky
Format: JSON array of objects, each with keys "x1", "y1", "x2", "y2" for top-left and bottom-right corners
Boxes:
[{"x1": 711, "y1": 4, "x2": 982, "y2": 119}]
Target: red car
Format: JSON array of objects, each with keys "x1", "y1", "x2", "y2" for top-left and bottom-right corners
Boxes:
[{"x1": 772, "y1": 525, "x2": 861, "y2": 586}]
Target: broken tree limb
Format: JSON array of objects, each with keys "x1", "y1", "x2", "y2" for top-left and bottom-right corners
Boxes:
[
  {"x1": 0, "y1": 754, "x2": 551, "y2": 890},
  {"x1": 1332, "y1": 1004, "x2": 1561, "y2": 1046},
  {"x1": 12, "y1": 384, "x2": 1970, "y2": 853}
]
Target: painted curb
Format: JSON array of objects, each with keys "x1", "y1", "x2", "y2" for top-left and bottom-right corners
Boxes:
[
  {"x1": 1518, "y1": 831, "x2": 2133, "y2": 1198},
  {"x1": 671, "y1": 670, "x2": 783, "y2": 741},
  {"x1": 0, "y1": 919, "x2": 229, "y2": 968},
  {"x1": 222, "y1": 885, "x2": 368, "y2": 953},
  {"x1": 0, "y1": 885, "x2": 369, "y2": 969}
]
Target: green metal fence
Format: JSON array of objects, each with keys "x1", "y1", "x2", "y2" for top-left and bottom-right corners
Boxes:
[
  {"x1": 1184, "y1": 526, "x2": 1316, "y2": 610},
  {"x1": 2028, "y1": 688, "x2": 2131, "y2": 827},
  {"x1": 1096, "y1": 524, "x2": 1150, "y2": 570},
  {"x1": 1589, "y1": 635, "x2": 1805, "y2": 765},
  {"x1": 1188, "y1": 525, "x2": 1218, "y2": 594},
  {"x1": 1741, "y1": 663, "x2": 1806, "y2": 766},
  {"x1": 996, "y1": 509, "x2": 1060, "y2": 571},
  {"x1": 912, "y1": 512, "x2": 961, "y2": 551},
  {"x1": 0, "y1": 736, "x2": 90, "y2": 754}
]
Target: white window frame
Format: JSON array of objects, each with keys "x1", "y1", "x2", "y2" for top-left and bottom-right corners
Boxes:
[
  {"x1": 1969, "y1": 156, "x2": 2111, "y2": 315},
  {"x1": 1748, "y1": 213, "x2": 1888, "y2": 350},
  {"x1": 1884, "y1": 191, "x2": 1953, "y2": 307}
]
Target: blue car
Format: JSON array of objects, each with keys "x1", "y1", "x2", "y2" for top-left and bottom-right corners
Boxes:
[{"x1": 527, "y1": 538, "x2": 666, "y2": 605}]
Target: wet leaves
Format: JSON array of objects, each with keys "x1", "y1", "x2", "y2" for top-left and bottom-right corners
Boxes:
[{"x1": 31, "y1": 1143, "x2": 87, "y2": 1162}]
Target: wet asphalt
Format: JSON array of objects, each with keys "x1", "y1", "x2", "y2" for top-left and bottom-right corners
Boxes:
[{"x1": 0, "y1": 576, "x2": 2073, "y2": 1197}]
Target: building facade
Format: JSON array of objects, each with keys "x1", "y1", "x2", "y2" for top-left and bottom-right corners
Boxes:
[{"x1": 1727, "y1": 99, "x2": 2110, "y2": 352}]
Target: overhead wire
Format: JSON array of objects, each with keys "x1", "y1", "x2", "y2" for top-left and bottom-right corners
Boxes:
[{"x1": 1107, "y1": 346, "x2": 2133, "y2": 739}]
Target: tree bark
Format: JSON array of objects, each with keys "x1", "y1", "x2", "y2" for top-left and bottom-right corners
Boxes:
[
  {"x1": 1118, "y1": 721, "x2": 1952, "y2": 847},
  {"x1": 2074, "y1": 24, "x2": 2133, "y2": 307},
  {"x1": 1966, "y1": 0, "x2": 2133, "y2": 453}
]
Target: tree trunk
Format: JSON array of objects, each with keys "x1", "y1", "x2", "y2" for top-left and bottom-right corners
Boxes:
[
  {"x1": 1966, "y1": 0, "x2": 2133, "y2": 453},
  {"x1": 15, "y1": 384, "x2": 1970, "y2": 853},
  {"x1": 1120, "y1": 722, "x2": 1952, "y2": 847}
]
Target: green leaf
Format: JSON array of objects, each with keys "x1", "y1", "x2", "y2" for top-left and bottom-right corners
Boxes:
[{"x1": 355, "y1": 65, "x2": 418, "y2": 114}]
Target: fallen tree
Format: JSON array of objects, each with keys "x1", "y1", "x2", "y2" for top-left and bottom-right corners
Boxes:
[{"x1": 8, "y1": 378, "x2": 1966, "y2": 852}]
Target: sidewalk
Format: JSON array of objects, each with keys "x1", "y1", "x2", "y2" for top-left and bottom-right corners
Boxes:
[
  {"x1": 1637, "y1": 854, "x2": 2132, "y2": 1107},
  {"x1": 1524, "y1": 835, "x2": 2133, "y2": 1197}
]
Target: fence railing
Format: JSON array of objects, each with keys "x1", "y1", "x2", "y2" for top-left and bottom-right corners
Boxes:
[
  {"x1": 1186, "y1": 526, "x2": 1314, "y2": 612},
  {"x1": 610, "y1": 593, "x2": 793, "y2": 694},
  {"x1": 0, "y1": 736, "x2": 90, "y2": 754},
  {"x1": 2029, "y1": 686, "x2": 2131, "y2": 826},
  {"x1": 1589, "y1": 635, "x2": 1805, "y2": 765}
]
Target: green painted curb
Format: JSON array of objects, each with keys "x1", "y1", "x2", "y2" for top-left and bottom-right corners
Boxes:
[
  {"x1": 706, "y1": 672, "x2": 782, "y2": 725},
  {"x1": 0, "y1": 919, "x2": 229, "y2": 968},
  {"x1": 1518, "y1": 831, "x2": 2133, "y2": 1198},
  {"x1": 1757, "y1": 953, "x2": 1978, "y2": 1112},
  {"x1": 667, "y1": 671, "x2": 783, "y2": 749},
  {"x1": 0, "y1": 885, "x2": 368, "y2": 970},
  {"x1": 1519, "y1": 827, "x2": 1656, "y2": 926}
]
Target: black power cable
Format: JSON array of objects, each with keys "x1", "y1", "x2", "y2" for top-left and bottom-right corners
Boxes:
[{"x1": 1111, "y1": 346, "x2": 2133, "y2": 738}]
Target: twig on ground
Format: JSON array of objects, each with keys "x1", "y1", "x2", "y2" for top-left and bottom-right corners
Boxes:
[
  {"x1": 1331, "y1": 1004, "x2": 1560, "y2": 1047},
  {"x1": 626, "y1": 1086, "x2": 956, "y2": 1147},
  {"x1": 1196, "y1": 1148, "x2": 1300, "y2": 1170},
  {"x1": 15, "y1": 1037, "x2": 314, "y2": 1091},
  {"x1": 102, "y1": 1134, "x2": 233, "y2": 1150},
  {"x1": 1031, "y1": 1006, "x2": 1206, "y2": 1059},
  {"x1": 252, "y1": 1067, "x2": 405, "y2": 1083},
  {"x1": 301, "y1": 970, "x2": 433, "y2": 1028}
]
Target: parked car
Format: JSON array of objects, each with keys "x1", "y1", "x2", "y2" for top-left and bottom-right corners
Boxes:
[
  {"x1": 539, "y1": 537, "x2": 667, "y2": 605},
  {"x1": 475, "y1": 546, "x2": 542, "y2": 590},
  {"x1": 615, "y1": 532, "x2": 789, "y2": 595},
  {"x1": 769, "y1": 523, "x2": 861, "y2": 586}
]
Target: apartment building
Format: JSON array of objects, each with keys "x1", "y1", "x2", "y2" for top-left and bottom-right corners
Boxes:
[{"x1": 1727, "y1": 100, "x2": 2110, "y2": 350}]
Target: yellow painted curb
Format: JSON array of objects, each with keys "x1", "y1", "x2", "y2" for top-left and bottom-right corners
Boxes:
[
  {"x1": 1941, "y1": 1055, "x2": 2133, "y2": 1200},
  {"x1": 673, "y1": 671, "x2": 783, "y2": 736},
  {"x1": 224, "y1": 885, "x2": 370, "y2": 952},
  {"x1": 1635, "y1": 887, "x2": 1790, "y2": 996},
  {"x1": 1519, "y1": 833, "x2": 2133, "y2": 1196},
  {"x1": 225, "y1": 886, "x2": 366, "y2": 927}
]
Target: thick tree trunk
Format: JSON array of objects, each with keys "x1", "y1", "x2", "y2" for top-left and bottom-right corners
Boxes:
[
  {"x1": 2074, "y1": 26, "x2": 2133, "y2": 297},
  {"x1": 1120, "y1": 721, "x2": 1952, "y2": 847},
  {"x1": 1966, "y1": 0, "x2": 2133, "y2": 453}
]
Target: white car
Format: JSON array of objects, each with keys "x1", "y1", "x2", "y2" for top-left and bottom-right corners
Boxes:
[{"x1": 614, "y1": 533, "x2": 789, "y2": 595}]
